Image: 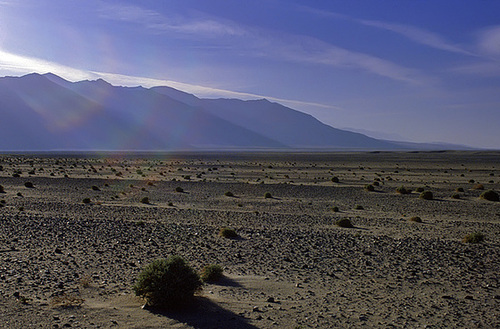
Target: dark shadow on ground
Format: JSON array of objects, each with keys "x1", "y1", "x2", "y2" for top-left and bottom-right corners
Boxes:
[
  {"x1": 208, "y1": 276, "x2": 242, "y2": 288},
  {"x1": 145, "y1": 296, "x2": 258, "y2": 329}
]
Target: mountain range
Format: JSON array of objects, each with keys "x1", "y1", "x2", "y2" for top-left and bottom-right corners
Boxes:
[{"x1": 0, "y1": 73, "x2": 471, "y2": 151}]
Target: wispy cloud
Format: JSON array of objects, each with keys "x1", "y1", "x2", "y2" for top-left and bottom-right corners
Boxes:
[
  {"x1": 359, "y1": 20, "x2": 474, "y2": 56},
  {"x1": 98, "y1": 3, "x2": 244, "y2": 37},
  {"x1": 97, "y1": 2, "x2": 429, "y2": 84},
  {"x1": 298, "y1": 5, "x2": 474, "y2": 56},
  {"x1": 476, "y1": 25, "x2": 500, "y2": 57},
  {"x1": 266, "y1": 34, "x2": 429, "y2": 85}
]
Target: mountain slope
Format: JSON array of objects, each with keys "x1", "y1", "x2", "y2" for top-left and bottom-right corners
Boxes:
[
  {"x1": 0, "y1": 73, "x2": 286, "y2": 151},
  {"x1": 0, "y1": 73, "x2": 415, "y2": 151}
]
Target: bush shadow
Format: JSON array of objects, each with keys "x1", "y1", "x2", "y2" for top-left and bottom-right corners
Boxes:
[{"x1": 145, "y1": 296, "x2": 258, "y2": 329}]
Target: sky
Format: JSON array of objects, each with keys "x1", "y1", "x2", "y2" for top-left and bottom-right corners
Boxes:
[{"x1": 0, "y1": 0, "x2": 499, "y2": 149}]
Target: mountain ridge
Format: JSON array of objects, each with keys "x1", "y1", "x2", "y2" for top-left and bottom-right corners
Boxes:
[{"x1": 0, "y1": 73, "x2": 473, "y2": 151}]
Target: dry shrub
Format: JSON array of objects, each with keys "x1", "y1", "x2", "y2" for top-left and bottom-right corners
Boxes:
[
  {"x1": 219, "y1": 227, "x2": 238, "y2": 238},
  {"x1": 463, "y1": 232, "x2": 485, "y2": 243},
  {"x1": 50, "y1": 294, "x2": 85, "y2": 308},
  {"x1": 409, "y1": 216, "x2": 422, "y2": 223},
  {"x1": 480, "y1": 190, "x2": 499, "y2": 202}
]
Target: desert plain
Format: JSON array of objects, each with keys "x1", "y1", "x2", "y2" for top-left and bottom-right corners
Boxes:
[{"x1": 0, "y1": 151, "x2": 499, "y2": 328}]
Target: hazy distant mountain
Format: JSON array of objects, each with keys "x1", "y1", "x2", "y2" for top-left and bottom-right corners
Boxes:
[{"x1": 0, "y1": 73, "x2": 418, "y2": 151}]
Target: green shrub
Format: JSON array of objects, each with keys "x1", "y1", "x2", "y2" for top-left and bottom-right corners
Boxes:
[
  {"x1": 364, "y1": 184, "x2": 375, "y2": 191},
  {"x1": 331, "y1": 177, "x2": 339, "y2": 183},
  {"x1": 219, "y1": 227, "x2": 238, "y2": 238},
  {"x1": 82, "y1": 198, "x2": 91, "y2": 204},
  {"x1": 91, "y1": 185, "x2": 100, "y2": 191},
  {"x1": 24, "y1": 182, "x2": 34, "y2": 188},
  {"x1": 133, "y1": 256, "x2": 202, "y2": 309},
  {"x1": 409, "y1": 216, "x2": 422, "y2": 223},
  {"x1": 332, "y1": 206, "x2": 339, "y2": 212},
  {"x1": 264, "y1": 192, "x2": 272, "y2": 199},
  {"x1": 200, "y1": 264, "x2": 224, "y2": 282},
  {"x1": 336, "y1": 218, "x2": 354, "y2": 228},
  {"x1": 456, "y1": 187, "x2": 464, "y2": 192},
  {"x1": 480, "y1": 190, "x2": 499, "y2": 201},
  {"x1": 354, "y1": 204, "x2": 364, "y2": 210},
  {"x1": 463, "y1": 232, "x2": 485, "y2": 243},
  {"x1": 175, "y1": 186, "x2": 184, "y2": 193},
  {"x1": 419, "y1": 191, "x2": 433, "y2": 200},
  {"x1": 224, "y1": 191, "x2": 234, "y2": 197},
  {"x1": 141, "y1": 197, "x2": 150, "y2": 204},
  {"x1": 415, "y1": 187, "x2": 425, "y2": 193},
  {"x1": 451, "y1": 193, "x2": 460, "y2": 199},
  {"x1": 396, "y1": 186, "x2": 411, "y2": 194}
]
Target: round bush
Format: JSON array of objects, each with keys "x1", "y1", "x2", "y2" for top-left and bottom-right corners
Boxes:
[
  {"x1": 133, "y1": 256, "x2": 202, "y2": 309},
  {"x1": 336, "y1": 218, "x2": 354, "y2": 228},
  {"x1": 200, "y1": 264, "x2": 224, "y2": 282},
  {"x1": 175, "y1": 186, "x2": 184, "y2": 193},
  {"x1": 415, "y1": 187, "x2": 425, "y2": 193},
  {"x1": 364, "y1": 184, "x2": 375, "y2": 192},
  {"x1": 219, "y1": 227, "x2": 238, "y2": 238},
  {"x1": 419, "y1": 191, "x2": 433, "y2": 200},
  {"x1": 331, "y1": 177, "x2": 339, "y2": 183},
  {"x1": 140, "y1": 197, "x2": 150, "y2": 204},
  {"x1": 451, "y1": 193, "x2": 460, "y2": 199},
  {"x1": 82, "y1": 198, "x2": 91, "y2": 204},
  {"x1": 480, "y1": 190, "x2": 499, "y2": 201},
  {"x1": 264, "y1": 192, "x2": 272, "y2": 199},
  {"x1": 463, "y1": 232, "x2": 485, "y2": 243},
  {"x1": 396, "y1": 186, "x2": 411, "y2": 195},
  {"x1": 456, "y1": 187, "x2": 464, "y2": 192},
  {"x1": 354, "y1": 204, "x2": 364, "y2": 210},
  {"x1": 332, "y1": 206, "x2": 339, "y2": 212},
  {"x1": 224, "y1": 191, "x2": 234, "y2": 197},
  {"x1": 409, "y1": 216, "x2": 422, "y2": 223},
  {"x1": 0, "y1": 185, "x2": 4, "y2": 193},
  {"x1": 24, "y1": 182, "x2": 34, "y2": 188}
]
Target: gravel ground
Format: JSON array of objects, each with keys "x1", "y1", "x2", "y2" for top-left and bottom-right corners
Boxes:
[{"x1": 0, "y1": 151, "x2": 499, "y2": 328}]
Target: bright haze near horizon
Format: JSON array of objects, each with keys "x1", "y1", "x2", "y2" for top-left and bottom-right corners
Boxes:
[{"x1": 0, "y1": 0, "x2": 499, "y2": 149}]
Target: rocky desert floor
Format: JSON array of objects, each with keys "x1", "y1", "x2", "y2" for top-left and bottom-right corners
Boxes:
[{"x1": 0, "y1": 151, "x2": 499, "y2": 328}]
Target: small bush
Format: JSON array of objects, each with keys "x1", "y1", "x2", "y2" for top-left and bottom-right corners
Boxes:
[
  {"x1": 224, "y1": 191, "x2": 234, "y2": 197},
  {"x1": 219, "y1": 227, "x2": 238, "y2": 238},
  {"x1": 200, "y1": 264, "x2": 224, "y2": 282},
  {"x1": 50, "y1": 294, "x2": 85, "y2": 308},
  {"x1": 0, "y1": 185, "x2": 4, "y2": 193},
  {"x1": 91, "y1": 185, "x2": 100, "y2": 191},
  {"x1": 409, "y1": 216, "x2": 422, "y2": 223},
  {"x1": 141, "y1": 197, "x2": 150, "y2": 204},
  {"x1": 336, "y1": 218, "x2": 354, "y2": 228},
  {"x1": 175, "y1": 186, "x2": 184, "y2": 193},
  {"x1": 332, "y1": 206, "x2": 339, "y2": 212},
  {"x1": 415, "y1": 187, "x2": 425, "y2": 193},
  {"x1": 419, "y1": 191, "x2": 433, "y2": 200},
  {"x1": 463, "y1": 232, "x2": 485, "y2": 243},
  {"x1": 456, "y1": 187, "x2": 464, "y2": 192},
  {"x1": 24, "y1": 182, "x2": 34, "y2": 188},
  {"x1": 480, "y1": 190, "x2": 499, "y2": 201},
  {"x1": 331, "y1": 177, "x2": 339, "y2": 183},
  {"x1": 354, "y1": 204, "x2": 364, "y2": 210},
  {"x1": 396, "y1": 186, "x2": 411, "y2": 194},
  {"x1": 451, "y1": 193, "x2": 460, "y2": 199},
  {"x1": 82, "y1": 198, "x2": 91, "y2": 204},
  {"x1": 473, "y1": 184, "x2": 484, "y2": 190},
  {"x1": 133, "y1": 256, "x2": 202, "y2": 309},
  {"x1": 364, "y1": 184, "x2": 375, "y2": 191},
  {"x1": 264, "y1": 192, "x2": 272, "y2": 199}
]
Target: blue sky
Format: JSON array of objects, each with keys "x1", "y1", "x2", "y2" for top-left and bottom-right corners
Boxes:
[{"x1": 1, "y1": 0, "x2": 499, "y2": 148}]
